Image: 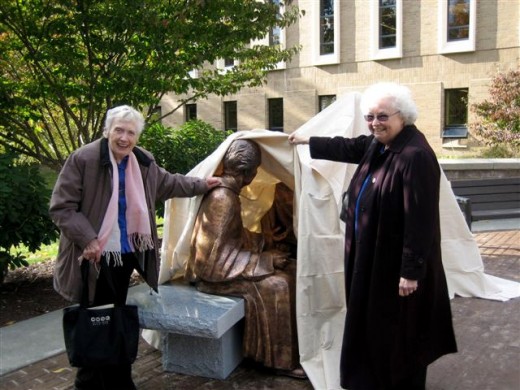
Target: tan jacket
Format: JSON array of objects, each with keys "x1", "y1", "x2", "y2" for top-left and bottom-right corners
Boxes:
[{"x1": 49, "y1": 138, "x2": 209, "y2": 303}]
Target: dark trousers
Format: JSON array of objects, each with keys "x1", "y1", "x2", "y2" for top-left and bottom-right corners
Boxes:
[
  {"x1": 390, "y1": 367, "x2": 427, "y2": 390},
  {"x1": 344, "y1": 366, "x2": 427, "y2": 390},
  {"x1": 75, "y1": 254, "x2": 139, "y2": 390}
]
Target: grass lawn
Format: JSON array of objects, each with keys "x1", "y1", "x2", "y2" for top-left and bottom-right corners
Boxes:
[
  {"x1": 12, "y1": 217, "x2": 165, "y2": 266},
  {"x1": 10, "y1": 242, "x2": 58, "y2": 265}
]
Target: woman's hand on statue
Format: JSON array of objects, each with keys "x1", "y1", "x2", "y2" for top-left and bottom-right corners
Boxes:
[
  {"x1": 288, "y1": 133, "x2": 310, "y2": 145},
  {"x1": 205, "y1": 177, "x2": 222, "y2": 189}
]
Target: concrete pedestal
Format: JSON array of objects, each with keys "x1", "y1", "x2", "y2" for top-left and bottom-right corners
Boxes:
[{"x1": 127, "y1": 281, "x2": 245, "y2": 379}]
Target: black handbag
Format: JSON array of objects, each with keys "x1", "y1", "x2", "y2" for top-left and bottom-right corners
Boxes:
[{"x1": 62, "y1": 260, "x2": 140, "y2": 367}]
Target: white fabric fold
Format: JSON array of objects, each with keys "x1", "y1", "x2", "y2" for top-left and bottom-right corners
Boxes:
[{"x1": 146, "y1": 92, "x2": 519, "y2": 390}]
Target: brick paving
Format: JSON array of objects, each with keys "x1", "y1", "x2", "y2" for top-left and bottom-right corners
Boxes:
[{"x1": 0, "y1": 230, "x2": 518, "y2": 390}]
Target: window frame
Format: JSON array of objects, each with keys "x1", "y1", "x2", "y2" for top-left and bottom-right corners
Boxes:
[
  {"x1": 185, "y1": 103, "x2": 197, "y2": 122},
  {"x1": 216, "y1": 58, "x2": 239, "y2": 73},
  {"x1": 251, "y1": 0, "x2": 286, "y2": 70},
  {"x1": 150, "y1": 105, "x2": 162, "y2": 122},
  {"x1": 371, "y1": 0, "x2": 403, "y2": 60},
  {"x1": 268, "y1": 98, "x2": 284, "y2": 132},
  {"x1": 318, "y1": 95, "x2": 337, "y2": 112},
  {"x1": 313, "y1": 0, "x2": 340, "y2": 66},
  {"x1": 442, "y1": 88, "x2": 469, "y2": 139},
  {"x1": 438, "y1": 0, "x2": 477, "y2": 54},
  {"x1": 224, "y1": 101, "x2": 238, "y2": 132}
]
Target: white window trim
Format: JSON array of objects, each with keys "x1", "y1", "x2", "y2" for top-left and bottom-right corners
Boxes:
[
  {"x1": 252, "y1": 1, "x2": 287, "y2": 70},
  {"x1": 216, "y1": 58, "x2": 240, "y2": 74},
  {"x1": 370, "y1": 0, "x2": 403, "y2": 60},
  {"x1": 312, "y1": 0, "x2": 340, "y2": 66},
  {"x1": 438, "y1": 0, "x2": 477, "y2": 54},
  {"x1": 274, "y1": 25, "x2": 287, "y2": 70}
]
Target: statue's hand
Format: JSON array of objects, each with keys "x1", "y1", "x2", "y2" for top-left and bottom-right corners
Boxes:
[{"x1": 272, "y1": 252, "x2": 290, "y2": 270}]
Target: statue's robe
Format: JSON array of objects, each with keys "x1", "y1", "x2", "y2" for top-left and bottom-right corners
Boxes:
[{"x1": 185, "y1": 178, "x2": 299, "y2": 370}]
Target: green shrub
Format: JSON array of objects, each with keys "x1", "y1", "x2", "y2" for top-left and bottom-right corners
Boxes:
[
  {"x1": 139, "y1": 120, "x2": 232, "y2": 215},
  {"x1": 0, "y1": 152, "x2": 59, "y2": 283},
  {"x1": 479, "y1": 144, "x2": 519, "y2": 158}
]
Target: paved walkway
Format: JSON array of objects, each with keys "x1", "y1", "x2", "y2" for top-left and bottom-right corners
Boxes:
[{"x1": 0, "y1": 225, "x2": 519, "y2": 390}]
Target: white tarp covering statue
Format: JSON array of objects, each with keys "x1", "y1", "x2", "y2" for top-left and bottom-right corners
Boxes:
[{"x1": 145, "y1": 92, "x2": 520, "y2": 390}]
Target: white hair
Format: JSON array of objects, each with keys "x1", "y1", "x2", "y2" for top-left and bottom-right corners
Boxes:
[
  {"x1": 103, "y1": 105, "x2": 145, "y2": 137},
  {"x1": 360, "y1": 82, "x2": 418, "y2": 125}
]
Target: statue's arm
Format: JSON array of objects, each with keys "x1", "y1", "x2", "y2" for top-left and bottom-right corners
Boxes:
[{"x1": 190, "y1": 188, "x2": 275, "y2": 282}]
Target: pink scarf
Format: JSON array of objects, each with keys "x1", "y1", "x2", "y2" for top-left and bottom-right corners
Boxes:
[{"x1": 97, "y1": 150, "x2": 154, "y2": 266}]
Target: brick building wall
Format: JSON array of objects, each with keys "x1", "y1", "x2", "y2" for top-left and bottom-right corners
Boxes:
[{"x1": 161, "y1": 0, "x2": 519, "y2": 156}]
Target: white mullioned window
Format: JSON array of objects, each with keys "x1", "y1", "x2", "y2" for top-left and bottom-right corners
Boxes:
[
  {"x1": 371, "y1": 0, "x2": 403, "y2": 60},
  {"x1": 313, "y1": 0, "x2": 340, "y2": 65},
  {"x1": 438, "y1": 0, "x2": 477, "y2": 54},
  {"x1": 251, "y1": 0, "x2": 287, "y2": 70},
  {"x1": 216, "y1": 58, "x2": 239, "y2": 73}
]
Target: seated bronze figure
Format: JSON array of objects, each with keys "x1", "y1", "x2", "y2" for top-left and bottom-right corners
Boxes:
[{"x1": 185, "y1": 139, "x2": 304, "y2": 378}]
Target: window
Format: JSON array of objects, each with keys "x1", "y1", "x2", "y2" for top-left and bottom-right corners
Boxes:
[
  {"x1": 379, "y1": 0, "x2": 397, "y2": 48},
  {"x1": 438, "y1": 0, "x2": 476, "y2": 54},
  {"x1": 320, "y1": 0, "x2": 335, "y2": 55},
  {"x1": 224, "y1": 101, "x2": 238, "y2": 132},
  {"x1": 185, "y1": 104, "x2": 197, "y2": 122},
  {"x1": 371, "y1": 0, "x2": 402, "y2": 60},
  {"x1": 269, "y1": 0, "x2": 282, "y2": 47},
  {"x1": 254, "y1": 0, "x2": 286, "y2": 70},
  {"x1": 313, "y1": 0, "x2": 340, "y2": 65},
  {"x1": 150, "y1": 106, "x2": 162, "y2": 122},
  {"x1": 216, "y1": 58, "x2": 238, "y2": 72},
  {"x1": 319, "y1": 95, "x2": 336, "y2": 112},
  {"x1": 270, "y1": 26, "x2": 282, "y2": 46},
  {"x1": 447, "y1": 2, "x2": 470, "y2": 41},
  {"x1": 442, "y1": 89, "x2": 468, "y2": 138},
  {"x1": 268, "y1": 98, "x2": 284, "y2": 132}
]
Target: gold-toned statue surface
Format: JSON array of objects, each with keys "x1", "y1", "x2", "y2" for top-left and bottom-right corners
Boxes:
[{"x1": 185, "y1": 140, "x2": 303, "y2": 377}]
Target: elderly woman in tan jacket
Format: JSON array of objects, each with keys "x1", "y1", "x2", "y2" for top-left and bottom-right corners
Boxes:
[{"x1": 50, "y1": 105, "x2": 220, "y2": 390}]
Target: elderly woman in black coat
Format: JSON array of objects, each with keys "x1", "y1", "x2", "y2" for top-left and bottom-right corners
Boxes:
[{"x1": 289, "y1": 82, "x2": 457, "y2": 390}]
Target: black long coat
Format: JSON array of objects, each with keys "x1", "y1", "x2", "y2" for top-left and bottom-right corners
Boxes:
[{"x1": 310, "y1": 125, "x2": 457, "y2": 389}]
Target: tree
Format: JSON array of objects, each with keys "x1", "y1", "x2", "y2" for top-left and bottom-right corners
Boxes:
[
  {"x1": 139, "y1": 119, "x2": 232, "y2": 215},
  {"x1": 0, "y1": 152, "x2": 59, "y2": 283},
  {"x1": 139, "y1": 120, "x2": 232, "y2": 176},
  {"x1": 470, "y1": 68, "x2": 520, "y2": 155},
  {"x1": 0, "y1": 0, "x2": 300, "y2": 171}
]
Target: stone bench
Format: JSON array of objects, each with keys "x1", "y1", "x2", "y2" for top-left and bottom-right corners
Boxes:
[{"x1": 127, "y1": 279, "x2": 245, "y2": 379}]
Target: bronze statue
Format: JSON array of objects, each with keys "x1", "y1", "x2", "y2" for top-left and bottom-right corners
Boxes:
[{"x1": 185, "y1": 139, "x2": 305, "y2": 378}]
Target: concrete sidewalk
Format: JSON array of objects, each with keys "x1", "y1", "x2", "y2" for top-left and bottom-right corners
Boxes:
[{"x1": 0, "y1": 222, "x2": 518, "y2": 389}]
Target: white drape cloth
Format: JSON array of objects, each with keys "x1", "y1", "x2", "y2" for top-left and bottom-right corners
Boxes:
[{"x1": 147, "y1": 92, "x2": 520, "y2": 390}]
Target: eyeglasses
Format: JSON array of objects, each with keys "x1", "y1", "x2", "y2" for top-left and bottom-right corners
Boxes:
[{"x1": 364, "y1": 111, "x2": 400, "y2": 122}]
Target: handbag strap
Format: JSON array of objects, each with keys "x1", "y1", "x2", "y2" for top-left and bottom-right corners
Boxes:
[
  {"x1": 79, "y1": 260, "x2": 90, "y2": 308},
  {"x1": 79, "y1": 260, "x2": 118, "y2": 308}
]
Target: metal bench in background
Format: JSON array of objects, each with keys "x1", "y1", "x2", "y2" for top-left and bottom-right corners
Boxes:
[{"x1": 451, "y1": 177, "x2": 520, "y2": 230}]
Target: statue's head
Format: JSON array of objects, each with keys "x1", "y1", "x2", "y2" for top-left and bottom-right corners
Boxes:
[{"x1": 223, "y1": 140, "x2": 261, "y2": 185}]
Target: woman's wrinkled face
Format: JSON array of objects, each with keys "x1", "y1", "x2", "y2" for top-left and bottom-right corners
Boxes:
[
  {"x1": 365, "y1": 98, "x2": 405, "y2": 146},
  {"x1": 107, "y1": 120, "x2": 139, "y2": 162}
]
